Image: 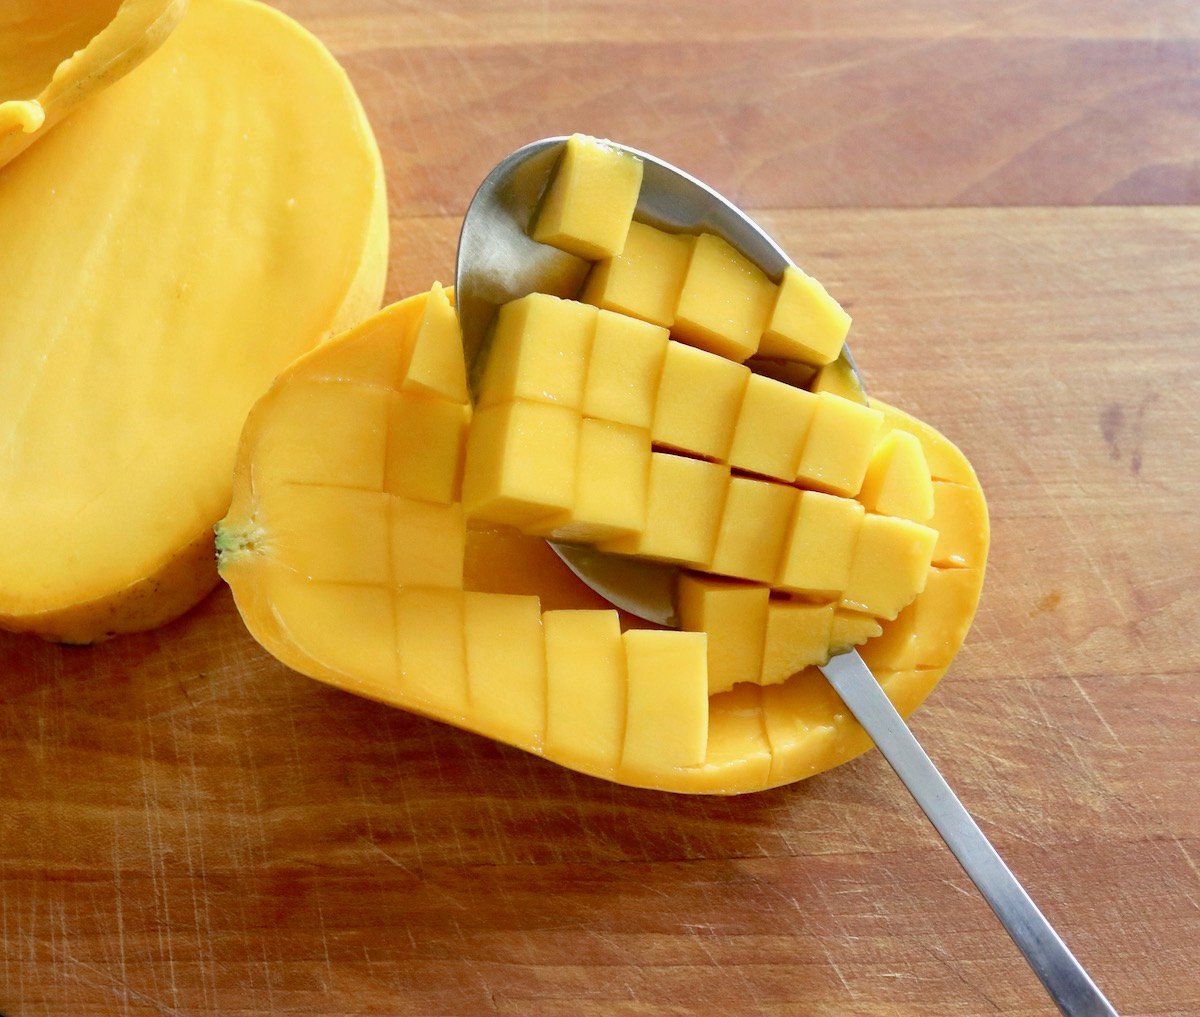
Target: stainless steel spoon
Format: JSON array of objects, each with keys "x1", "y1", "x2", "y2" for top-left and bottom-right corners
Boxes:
[{"x1": 455, "y1": 136, "x2": 1118, "y2": 1017}]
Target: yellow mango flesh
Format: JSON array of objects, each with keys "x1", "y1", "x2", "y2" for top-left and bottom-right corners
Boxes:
[
  {"x1": 220, "y1": 289, "x2": 988, "y2": 794},
  {"x1": 532, "y1": 134, "x2": 643, "y2": 261},
  {"x1": 0, "y1": 0, "x2": 186, "y2": 169},
  {"x1": 0, "y1": 0, "x2": 387, "y2": 641}
]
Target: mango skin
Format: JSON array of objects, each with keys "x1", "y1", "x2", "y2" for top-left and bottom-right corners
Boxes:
[{"x1": 219, "y1": 289, "x2": 989, "y2": 794}]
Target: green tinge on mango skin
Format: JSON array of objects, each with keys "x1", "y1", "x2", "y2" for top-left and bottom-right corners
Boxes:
[{"x1": 215, "y1": 521, "x2": 267, "y2": 574}]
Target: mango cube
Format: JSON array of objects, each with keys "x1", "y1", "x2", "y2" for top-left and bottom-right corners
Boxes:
[
  {"x1": 581, "y1": 309, "x2": 669, "y2": 429},
  {"x1": 385, "y1": 392, "x2": 469, "y2": 504},
  {"x1": 581, "y1": 221, "x2": 692, "y2": 328},
  {"x1": 728, "y1": 374, "x2": 817, "y2": 481},
  {"x1": 389, "y1": 497, "x2": 465, "y2": 589},
  {"x1": 859, "y1": 603, "x2": 919, "y2": 672},
  {"x1": 531, "y1": 134, "x2": 643, "y2": 260},
  {"x1": 544, "y1": 610, "x2": 626, "y2": 769},
  {"x1": 930, "y1": 481, "x2": 988, "y2": 568},
  {"x1": 776, "y1": 490, "x2": 864, "y2": 597},
  {"x1": 677, "y1": 573, "x2": 769, "y2": 694},
  {"x1": 461, "y1": 399, "x2": 578, "y2": 529},
  {"x1": 478, "y1": 293, "x2": 597, "y2": 410},
  {"x1": 254, "y1": 381, "x2": 389, "y2": 492},
  {"x1": 858, "y1": 429, "x2": 934, "y2": 523},
  {"x1": 795, "y1": 392, "x2": 883, "y2": 496},
  {"x1": 622, "y1": 630, "x2": 709, "y2": 773},
  {"x1": 758, "y1": 266, "x2": 850, "y2": 365},
  {"x1": 601, "y1": 453, "x2": 728, "y2": 567},
  {"x1": 537, "y1": 419, "x2": 650, "y2": 543},
  {"x1": 397, "y1": 587, "x2": 469, "y2": 717},
  {"x1": 761, "y1": 601, "x2": 837, "y2": 685},
  {"x1": 863, "y1": 567, "x2": 981, "y2": 670},
  {"x1": 830, "y1": 609, "x2": 883, "y2": 654},
  {"x1": 269, "y1": 485, "x2": 390, "y2": 585},
  {"x1": 401, "y1": 282, "x2": 468, "y2": 404},
  {"x1": 842, "y1": 514, "x2": 938, "y2": 620},
  {"x1": 912, "y1": 567, "x2": 981, "y2": 667},
  {"x1": 709, "y1": 477, "x2": 797, "y2": 583},
  {"x1": 464, "y1": 592, "x2": 546, "y2": 748},
  {"x1": 651, "y1": 340, "x2": 750, "y2": 461},
  {"x1": 673, "y1": 234, "x2": 775, "y2": 362}
]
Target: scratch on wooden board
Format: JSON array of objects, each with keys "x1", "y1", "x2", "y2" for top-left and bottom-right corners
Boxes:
[
  {"x1": 816, "y1": 936, "x2": 854, "y2": 996},
  {"x1": 58, "y1": 949, "x2": 183, "y2": 1017},
  {"x1": 139, "y1": 721, "x2": 181, "y2": 1011},
  {"x1": 1172, "y1": 835, "x2": 1200, "y2": 890},
  {"x1": 1068, "y1": 674, "x2": 1125, "y2": 749},
  {"x1": 922, "y1": 942, "x2": 1004, "y2": 1014},
  {"x1": 175, "y1": 713, "x2": 218, "y2": 1010},
  {"x1": 942, "y1": 877, "x2": 975, "y2": 901},
  {"x1": 360, "y1": 837, "x2": 419, "y2": 876},
  {"x1": 112, "y1": 821, "x2": 131, "y2": 1016}
]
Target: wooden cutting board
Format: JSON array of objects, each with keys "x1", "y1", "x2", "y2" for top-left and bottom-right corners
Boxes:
[{"x1": 2, "y1": 2, "x2": 1198, "y2": 1014}]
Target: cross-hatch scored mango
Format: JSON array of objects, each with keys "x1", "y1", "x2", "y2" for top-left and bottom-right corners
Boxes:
[{"x1": 218, "y1": 134, "x2": 989, "y2": 794}]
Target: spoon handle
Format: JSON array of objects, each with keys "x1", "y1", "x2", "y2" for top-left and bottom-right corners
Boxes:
[{"x1": 818, "y1": 651, "x2": 1119, "y2": 1017}]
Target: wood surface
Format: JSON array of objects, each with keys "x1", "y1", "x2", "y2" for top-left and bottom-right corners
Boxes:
[{"x1": 2, "y1": 1, "x2": 1199, "y2": 1014}]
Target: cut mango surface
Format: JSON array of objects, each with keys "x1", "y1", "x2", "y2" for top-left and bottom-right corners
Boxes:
[
  {"x1": 0, "y1": 0, "x2": 186, "y2": 169},
  {"x1": 221, "y1": 287, "x2": 988, "y2": 794},
  {"x1": 221, "y1": 131, "x2": 985, "y2": 794},
  {"x1": 0, "y1": 0, "x2": 387, "y2": 641}
]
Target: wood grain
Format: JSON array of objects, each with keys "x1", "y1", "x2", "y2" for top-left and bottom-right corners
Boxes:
[{"x1": 3, "y1": 2, "x2": 1200, "y2": 1015}]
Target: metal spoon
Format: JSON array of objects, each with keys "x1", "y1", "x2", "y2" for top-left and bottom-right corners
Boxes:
[{"x1": 455, "y1": 137, "x2": 1118, "y2": 1017}]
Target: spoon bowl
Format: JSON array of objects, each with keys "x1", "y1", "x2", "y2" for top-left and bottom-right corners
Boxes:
[
  {"x1": 455, "y1": 138, "x2": 1117, "y2": 1017},
  {"x1": 456, "y1": 136, "x2": 862, "y2": 624}
]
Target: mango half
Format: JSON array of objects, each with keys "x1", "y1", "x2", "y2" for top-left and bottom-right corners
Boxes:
[
  {"x1": 0, "y1": 0, "x2": 387, "y2": 642},
  {"x1": 218, "y1": 289, "x2": 988, "y2": 794}
]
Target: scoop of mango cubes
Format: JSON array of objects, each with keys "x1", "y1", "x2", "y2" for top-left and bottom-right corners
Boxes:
[{"x1": 218, "y1": 135, "x2": 988, "y2": 794}]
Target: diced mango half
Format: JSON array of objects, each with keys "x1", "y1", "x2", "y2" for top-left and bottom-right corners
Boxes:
[
  {"x1": 532, "y1": 134, "x2": 643, "y2": 260},
  {"x1": 220, "y1": 284, "x2": 989, "y2": 795}
]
